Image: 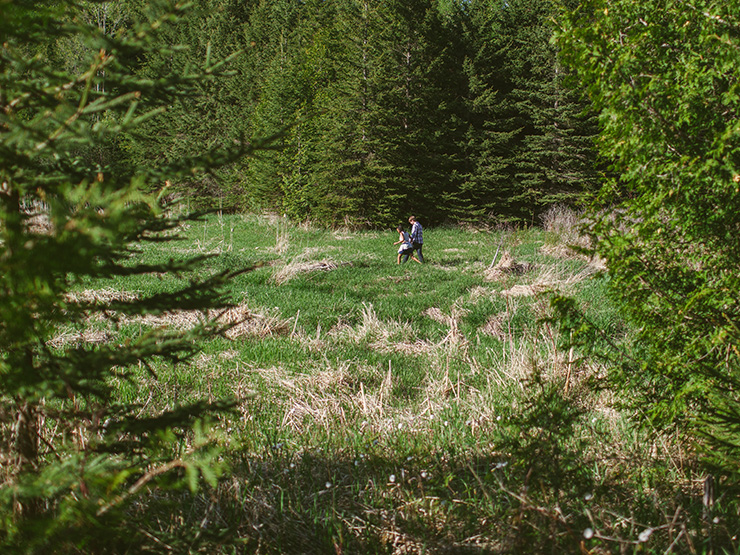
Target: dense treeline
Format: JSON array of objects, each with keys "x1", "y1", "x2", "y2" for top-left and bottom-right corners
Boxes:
[{"x1": 50, "y1": 0, "x2": 603, "y2": 227}]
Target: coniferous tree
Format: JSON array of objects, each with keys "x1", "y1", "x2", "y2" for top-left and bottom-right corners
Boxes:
[
  {"x1": 511, "y1": 0, "x2": 600, "y2": 213},
  {"x1": 0, "y1": 2, "x2": 260, "y2": 549},
  {"x1": 305, "y1": 0, "x2": 392, "y2": 226},
  {"x1": 461, "y1": 0, "x2": 524, "y2": 222},
  {"x1": 129, "y1": 0, "x2": 258, "y2": 210},
  {"x1": 238, "y1": 0, "x2": 322, "y2": 217},
  {"x1": 462, "y1": 0, "x2": 600, "y2": 224},
  {"x1": 309, "y1": 0, "x2": 468, "y2": 226},
  {"x1": 105, "y1": 0, "x2": 604, "y2": 227},
  {"x1": 371, "y1": 0, "x2": 469, "y2": 225}
]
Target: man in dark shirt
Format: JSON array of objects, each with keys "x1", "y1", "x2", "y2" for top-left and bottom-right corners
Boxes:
[{"x1": 408, "y1": 216, "x2": 424, "y2": 263}]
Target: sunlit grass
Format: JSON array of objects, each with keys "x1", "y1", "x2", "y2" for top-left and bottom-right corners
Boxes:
[{"x1": 72, "y1": 211, "x2": 735, "y2": 552}]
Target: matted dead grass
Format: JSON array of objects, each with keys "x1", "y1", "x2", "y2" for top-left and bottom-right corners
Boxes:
[
  {"x1": 129, "y1": 303, "x2": 293, "y2": 338},
  {"x1": 272, "y1": 259, "x2": 343, "y2": 285},
  {"x1": 271, "y1": 246, "x2": 348, "y2": 285},
  {"x1": 66, "y1": 288, "x2": 139, "y2": 304},
  {"x1": 250, "y1": 360, "x2": 453, "y2": 437},
  {"x1": 467, "y1": 285, "x2": 494, "y2": 303},
  {"x1": 481, "y1": 312, "x2": 510, "y2": 341},
  {"x1": 327, "y1": 303, "x2": 429, "y2": 356},
  {"x1": 239, "y1": 330, "x2": 593, "y2": 442},
  {"x1": 218, "y1": 305, "x2": 294, "y2": 339},
  {"x1": 47, "y1": 329, "x2": 111, "y2": 348},
  {"x1": 51, "y1": 288, "x2": 294, "y2": 346},
  {"x1": 498, "y1": 264, "x2": 598, "y2": 298},
  {"x1": 324, "y1": 303, "x2": 468, "y2": 358},
  {"x1": 540, "y1": 243, "x2": 607, "y2": 271},
  {"x1": 484, "y1": 251, "x2": 534, "y2": 281},
  {"x1": 269, "y1": 363, "x2": 357, "y2": 432}
]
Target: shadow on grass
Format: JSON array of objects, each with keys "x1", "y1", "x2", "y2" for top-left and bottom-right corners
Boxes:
[
  {"x1": 137, "y1": 449, "x2": 601, "y2": 554},
  {"x1": 130, "y1": 433, "x2": 739, "y2": 554}
]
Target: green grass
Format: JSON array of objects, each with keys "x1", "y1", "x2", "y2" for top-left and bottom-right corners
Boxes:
[{"x1": 77, "y1": 213, "x2": 738, "y2": 553}]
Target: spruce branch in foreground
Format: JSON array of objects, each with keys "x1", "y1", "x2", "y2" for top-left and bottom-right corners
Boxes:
[{"x1": 0, "y1": 1, "x2": 268, "y2": 551}]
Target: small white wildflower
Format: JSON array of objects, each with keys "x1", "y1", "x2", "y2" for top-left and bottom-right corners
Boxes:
[
  {"x1": 591, "y1": 417, "x2": 597, "y2": 424},
  {"x1": 584, "y1": 492, "x2": 593, "y2": 501},
  {"x1": 638, "y1": 528, "x2": 653, "y2": 542},
  {"x1": 713, "y1": 516, "x2": 720, "y2": 524},
  {"x1": 354, "y1": 459, "x2": 359, "y2": 467},
  {"x1": 389, "y1": 474, "x2": 396, "y2": 483},
  {"x1": 289, "y1": 463, "x2": 296, "y2": 469},
  {"x1": 496, "y1": 415, "x2": 502, "y2": 421},
  {"x1": 444, "y1": 420, "x2": 449, "y2": 427},
  {"x1": 421, "y1": 471, "x2": 428, "y2": 479},
  {"x1": 325, "y1": 481, "x2": 332, "y2": 489},
  {"x1": 583, "y1": 528, "x2": 594, "y2": 540},
  {"x1": 397, "y1": 422, "x2": 403, "y2": 430},
  {"x1": 407, "y1": 455, "x2": 413, "y2": 461}
]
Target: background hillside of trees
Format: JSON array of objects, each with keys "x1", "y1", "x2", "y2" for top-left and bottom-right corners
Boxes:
[{"x1": 47, "y1": 0, "x2": 603, "y2": 227}]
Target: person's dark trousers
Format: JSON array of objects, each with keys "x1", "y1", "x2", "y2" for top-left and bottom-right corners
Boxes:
[{"x1": 413, "y1": 242, "x2": 424, "y2": 262}]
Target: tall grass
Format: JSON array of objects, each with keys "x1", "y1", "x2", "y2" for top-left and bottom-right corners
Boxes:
[{"x1": 74, "y1": 210, "x2": 737, "y2": 553}]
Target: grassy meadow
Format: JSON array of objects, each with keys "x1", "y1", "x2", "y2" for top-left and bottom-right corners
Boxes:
[{"x1": 65, "y1": 210, "x2": 733, "y2": 553}]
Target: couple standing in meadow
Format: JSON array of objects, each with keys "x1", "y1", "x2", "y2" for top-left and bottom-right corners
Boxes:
[{"x1": 394, "y1": 216, "x2": 424, "y2": 264}]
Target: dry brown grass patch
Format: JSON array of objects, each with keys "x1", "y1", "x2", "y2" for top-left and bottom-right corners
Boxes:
[
  {"x1": 66, "y1": 288, "x2": 139, "y2": 304},
  {"x1": 481, "y1": 312, "x2": 510, "y2": 341},
  {"x1": 47, "y1": 329, "x2": 111, "y2": 348},
  {"x1": 325, "y1": 304, "x2": 469, "y2": 358},
  {"x1": 216, "y1": 305, "x2": 293, "y2": 339},
  {"x1": 484, "y1": 251, "x2": 534, "y2": 281},
  {"x1": 53, "y1": 287, "x2": 294, "y2": 346},
  {"x1": 131, "y1": 304, "x2": 293, "y2": 338},
  {"x1": 272, "y1": 246, "x2": 348, "y2": 285},
  {"x1": 499, "y1": 265, "x2": 598, "y2": 298}
]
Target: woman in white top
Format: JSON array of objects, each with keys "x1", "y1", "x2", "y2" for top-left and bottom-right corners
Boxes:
[{"x1": 394, "y1": 225, "x2": 420, "y2": 264}]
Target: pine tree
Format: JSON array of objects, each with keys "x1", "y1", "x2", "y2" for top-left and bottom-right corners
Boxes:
[
  {"x1": 304, "y1": 0, "x2": 391, "y2": 227},
  {"x1": 239, "y1": 0, "x2": 323, "y2": 217},
  {"x1": 462, "y1": 0, "x2": 600, "y2": 224},
  {"x1": 371, "y1": 0, "x2": 469, "y2": 225},
  {"x1": 129, "y1": 0, "x2": 259, "y2": 211},
  {"x1": 512, "y1": 0, "x2": 600, "y2": 212},
  {"x1": 0, "y1": 2, "x2": 260, "y2": 550},
  {"x1": 309, "y1": 0, "x2": 468, "y2": 227},
  {"x1": 461, "y1": 0, "x2": 525, "y2": 223}
]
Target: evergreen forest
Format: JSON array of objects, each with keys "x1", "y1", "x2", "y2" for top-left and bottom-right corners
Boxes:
[{"x1": 41, "y1": 0, "x2": 602, "y2": 227}]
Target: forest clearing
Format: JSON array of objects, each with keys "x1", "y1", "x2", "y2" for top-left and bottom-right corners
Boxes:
[
  {"x1": 2, "y1": 0, "x2": 740, "y2": 552},
  {"x1": 36, "y1": 210, "x2": 730, "y2": 552}
]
